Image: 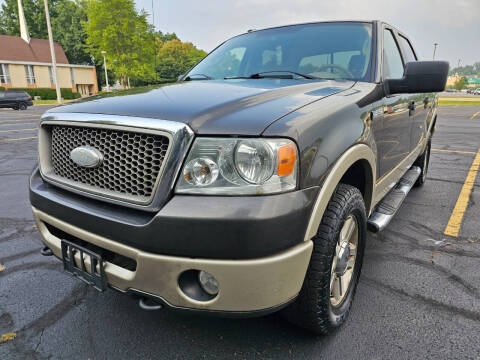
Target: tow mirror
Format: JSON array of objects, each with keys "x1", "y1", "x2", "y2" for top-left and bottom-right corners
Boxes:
[{"x1": 384, "y1": 61, "x2": 449, "y2": 95}]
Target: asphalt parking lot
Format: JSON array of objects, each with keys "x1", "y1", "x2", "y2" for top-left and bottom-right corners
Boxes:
[{"x1": 1, "y1": 105, "x2": 480, "y2": 359}]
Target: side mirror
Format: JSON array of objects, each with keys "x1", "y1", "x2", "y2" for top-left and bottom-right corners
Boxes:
[{"x1": 384, "y1": 61, "x2": 449, "y2": 95}]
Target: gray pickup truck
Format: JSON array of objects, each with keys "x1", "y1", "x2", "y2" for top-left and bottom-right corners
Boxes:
[{"x1": 30, "y1": 20, "x2": 448, "y2": 334}]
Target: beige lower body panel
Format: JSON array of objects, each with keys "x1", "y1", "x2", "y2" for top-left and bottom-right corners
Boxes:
[{"x1": 32, "y1": 207, "x2": 313, "y2": 312}]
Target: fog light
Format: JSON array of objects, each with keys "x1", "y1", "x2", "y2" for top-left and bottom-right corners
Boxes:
[{"x1": 198, "y1": 270, "x2": 219, "y2": 295}]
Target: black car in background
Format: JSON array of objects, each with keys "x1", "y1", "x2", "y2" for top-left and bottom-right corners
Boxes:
[{"x1": 0, "y1": 90, "x2": 34, "y2": 110}]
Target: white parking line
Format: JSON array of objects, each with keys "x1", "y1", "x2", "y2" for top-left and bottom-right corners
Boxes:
[
  {"x1": 0, "y1": 122, "x2": 37, "y2": 127},
  {"x1": 0, "y1": 136, "x2": 37, "y2": 142},
  {"x1": 0, "y1": 128, "x2": 37, "y2": 133}
]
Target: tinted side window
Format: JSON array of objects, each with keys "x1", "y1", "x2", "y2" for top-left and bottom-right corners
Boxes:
[
  {"x1": 398, "y1": 35, "x2": 417, "y2": 63},
  {"x1": 383, "y1": 29, "x2": 404, "y2": 79}
]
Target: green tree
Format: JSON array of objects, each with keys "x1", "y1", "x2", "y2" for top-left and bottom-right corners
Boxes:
[
  {"x1": 156, "y1": 30, "x2": 178, "y2": 43},
  {"x1": 156, "y1": 39, "x2": 206, "y2": 80},
  {"x1": 84, "y1": 0, "x2": 155, "y2": 86},
  {"x1": 454, "y1": 76, "x2": 467, "y2": 90},
  {"x1": 52, "y1": 0, "x2": 91, "y2": 64},
  {"x1": 0, "y1": 0, "x2": 51, "y2": 38},
  {"x1": 0, "y1": 0, "x2": 91, "y2": 64}
]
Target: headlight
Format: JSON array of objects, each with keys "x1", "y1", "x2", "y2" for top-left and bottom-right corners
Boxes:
[{"x1": 176, "y1": 138, "x2": 298, "y2": 195}]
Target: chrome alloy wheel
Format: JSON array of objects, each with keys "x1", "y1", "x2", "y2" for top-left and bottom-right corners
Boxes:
[{"x1": 330, "y1": 215, "x2": 358, "y2": 307}]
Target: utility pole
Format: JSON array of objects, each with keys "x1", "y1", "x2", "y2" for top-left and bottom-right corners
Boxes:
[
  {"x1": 152, "y1": 0, "x2": 157, "y2": 83},
  {"x1": 432, "y1": 43, "x2": 438, "y2": 60},
  {"x1": 101, "y1": 51, "x2": 110, "y2": 92},
  {"x1": 457, "y1": 59, "x2": 462, "y2": 69},
  {"x1": 43, "y1": 0, "x2": 61, "y2": 104}
]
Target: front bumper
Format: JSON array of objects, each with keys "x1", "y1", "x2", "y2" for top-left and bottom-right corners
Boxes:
[
  {"x1": 33, "y1": 207, "x2": 313, "y2": 313},
  {"x1": 30, "y1": 168, "x2": 318, "y2": 259}
]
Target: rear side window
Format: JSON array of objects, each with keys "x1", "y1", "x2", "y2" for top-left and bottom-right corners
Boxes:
[
  {"x1": 398, "y1": 35, "x2": 417, "y2": 63},
  {"x1": 383, "y1": 29, "x2": 404, "y2": 79}
]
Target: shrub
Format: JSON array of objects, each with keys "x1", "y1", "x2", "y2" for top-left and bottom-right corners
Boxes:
[
  {"x1": 8, "y1": 88, "x2": 81, "y2": 100},
  {"x1": 0, "y1": 86, "x2": 5, "y2": 91}
]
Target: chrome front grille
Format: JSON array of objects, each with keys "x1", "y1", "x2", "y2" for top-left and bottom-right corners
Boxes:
[
  {"x1": 40, "y1": 122, "x2": 172, "y2": 205},
  {"x1": 39, "y1": 113, "x2": 194, "y2": 211},
  {"x1": 50, "y1": 125, "x2": 169, "y2": 201}
]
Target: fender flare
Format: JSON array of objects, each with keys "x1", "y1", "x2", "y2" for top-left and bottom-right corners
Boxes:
[{"x1": 303, "y1": 144, "x2": 376, "y2": 242}]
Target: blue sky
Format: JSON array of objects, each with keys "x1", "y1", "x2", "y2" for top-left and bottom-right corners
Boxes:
[{"x1": 135, "y1": 0, "x2": 480, "y2": 68}]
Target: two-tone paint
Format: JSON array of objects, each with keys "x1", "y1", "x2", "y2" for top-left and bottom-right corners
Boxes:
[{"x1": 30, "y1": 20, "x2": 438, "y2": 314}]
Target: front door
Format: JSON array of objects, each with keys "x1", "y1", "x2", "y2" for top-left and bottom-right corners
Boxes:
[
  {"x1": 397, "y1": 34, "x2": 429, "y2": 152},
  {"x1": 377, "y1": 28, "x2": 414, "y2": 178}
]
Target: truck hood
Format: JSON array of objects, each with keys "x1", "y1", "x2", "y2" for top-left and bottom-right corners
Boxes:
[{"x1": 48, "y1": 79, "x2": 354, "y2": 135}]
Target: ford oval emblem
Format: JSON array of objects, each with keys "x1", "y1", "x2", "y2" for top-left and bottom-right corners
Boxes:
[{"x1": 70, "y1": 146, "x2": 104, "y2": 168}]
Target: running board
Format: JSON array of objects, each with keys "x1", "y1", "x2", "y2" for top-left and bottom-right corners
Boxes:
[{"x1": 367, "y1": 166, "x2": 421, "y2": 233}]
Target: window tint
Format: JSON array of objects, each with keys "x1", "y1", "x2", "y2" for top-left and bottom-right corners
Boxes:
[
  {"x1": 188, "y1": 23, "x2": 373, "y2": 81},
  {"x1": 398, "y1": 35, "x2": 417, "y2": 63},
  {"x1": 383, "y1": 29, "x2": 404, "y2": 79}
]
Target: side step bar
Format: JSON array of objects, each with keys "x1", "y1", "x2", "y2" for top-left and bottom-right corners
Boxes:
[{"x1": 368, "y1": 166, "x2": 421, "y2": 233}]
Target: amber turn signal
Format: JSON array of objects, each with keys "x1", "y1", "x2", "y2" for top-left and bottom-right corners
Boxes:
[{"x1": 277, "y1": 143, "x2": 296, "y2": 176}]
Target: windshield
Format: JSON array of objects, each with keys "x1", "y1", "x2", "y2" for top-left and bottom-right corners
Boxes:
[{"x1": 186, "y1": 22, "x2": 373, "y2": 81}]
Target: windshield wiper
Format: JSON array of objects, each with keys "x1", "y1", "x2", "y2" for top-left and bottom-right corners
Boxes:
[
  {"x1": 184, "y1": 74, "x2": 213, "y2": 81},
  {"x1": 225, "y1": 71, "x2": 318, "y2": 80}
]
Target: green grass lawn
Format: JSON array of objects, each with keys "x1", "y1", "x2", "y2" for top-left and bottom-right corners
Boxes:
[{"x1": 33, "y1": 99, "x2": 74, "y2": 105}]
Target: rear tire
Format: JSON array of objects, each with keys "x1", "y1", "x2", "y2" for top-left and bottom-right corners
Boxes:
[
  {"x1": 414, "y1": 140, "x2": 431, "y2": 187},
  {"x1": 19, "y1": 102, "x2": 27, "y2": 110},
  {"x1": 281, "y1": 183, "x2": 366, "y2": 334}
]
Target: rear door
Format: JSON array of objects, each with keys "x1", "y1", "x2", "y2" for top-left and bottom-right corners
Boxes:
[
  {"x1": 376, "y1": 27, "x2": 415, "y2": 178},
  {"x1": 397, "y1": 34, "x2": 432, "y2": 150},
  {"x1": 0, "y1": 91, "x2": 6, "y2": 107}
]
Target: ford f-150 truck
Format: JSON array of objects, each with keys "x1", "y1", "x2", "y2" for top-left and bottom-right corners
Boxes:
[{"x1": 30, "y1": 20, "x2": 448, "y2": 334}]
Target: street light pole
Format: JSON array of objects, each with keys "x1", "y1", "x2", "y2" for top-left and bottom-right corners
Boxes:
[
  {"x1": 43, "y1": 0, "x2": 61, "y2": 104},
  {"x1": 152, "y1": 0, "x2": 157, "y2": 83},
  {"x1": 101, "y1": 51, "x2": 110, "y2": 92},
  {"x1": 432, "y1": 43, "x2": 438, "y2": 60}
]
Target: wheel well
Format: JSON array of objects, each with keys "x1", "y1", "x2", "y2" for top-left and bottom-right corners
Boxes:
[{"x1": 339, "y1": 160, "x2": 373, "y2": 213}]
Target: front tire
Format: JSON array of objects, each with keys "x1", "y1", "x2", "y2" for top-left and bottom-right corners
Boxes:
[{"x1": 282, "y1": 183, "x2": 366, "y2": 334}]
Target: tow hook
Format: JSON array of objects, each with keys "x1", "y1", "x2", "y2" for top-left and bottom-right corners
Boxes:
[
  {"x1": 139, "y1": 298, "x2": 163, "y2": 311},
  {"x1": 41, "y1": 246, "x2": 53, "y2": 256}
]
